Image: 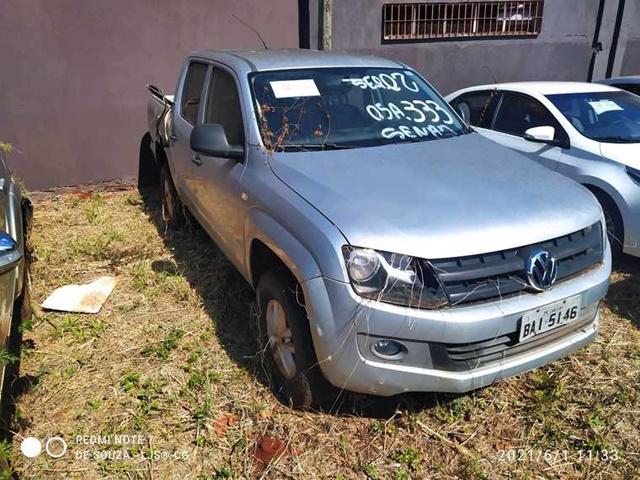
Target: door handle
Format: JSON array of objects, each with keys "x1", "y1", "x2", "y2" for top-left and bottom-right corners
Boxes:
[{"x1": 191, "y1": 154, "x2": 202, "y2": 166}]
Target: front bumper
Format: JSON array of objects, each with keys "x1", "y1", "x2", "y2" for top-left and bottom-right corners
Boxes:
[{"x1": 303, "y1": 244, "x2": 611, "y2": 396}]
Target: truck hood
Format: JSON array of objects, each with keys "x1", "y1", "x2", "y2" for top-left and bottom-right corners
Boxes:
[
  {"x1": 600, "y1": 142, "x2": 640, "y2": 169},
  {"x1": 268, "y1": 133, "x2": 602, "y2": 259}
]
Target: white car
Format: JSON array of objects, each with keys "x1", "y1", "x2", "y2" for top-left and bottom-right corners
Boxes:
[{"x1": 446, "y1": 82, "x2": 640, "y2": 257}]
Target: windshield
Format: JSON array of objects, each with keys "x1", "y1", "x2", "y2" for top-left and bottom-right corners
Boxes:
[
  {"x1": 250, "y1": 67, "x2": 468, "y2": 151},
  {"x1": 546, "y1": 90, "x2": 640, "y2": 143}
]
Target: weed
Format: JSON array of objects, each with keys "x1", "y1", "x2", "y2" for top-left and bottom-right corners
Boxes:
[
  {"x1": 0, "y1": 350, "x2": 18, "y2": 366},
  {"x1": 435, "y1": 396, "x2": 471, "y2": 424},
  {"x1": 193, "y1": 398, "x2": 212, "y2": 427},
  {"x1": 362, "y1": 462, "x2": 380, "y2": 480},
  {"x1": 141, "y1": 328, "x2": 185, "y2": 360},
  {"x1": 84, "y1": 194, "x2": 106, "y2": 224},
  {"x1": 121, "y1": 372, "x2": 140, "y2": 392},
  {"x1": 391, "y1": 447, "x2": 420, "y2": 471}
]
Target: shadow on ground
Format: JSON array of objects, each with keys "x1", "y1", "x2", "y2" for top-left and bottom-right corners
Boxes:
[
  {"x1": 139, "y1": 188, "x2": 454, "y2": 418},
  {"x1": 605, "y1": 255, "x2": 640, "y2": 329}
]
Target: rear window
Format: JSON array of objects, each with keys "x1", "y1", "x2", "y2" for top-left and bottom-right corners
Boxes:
[
  {"x1": 180, "y1": 62, "x2": 208, "y2": 125},
  {"x1": 450, "y1": 90, "x2": 499, "y2": 128}
]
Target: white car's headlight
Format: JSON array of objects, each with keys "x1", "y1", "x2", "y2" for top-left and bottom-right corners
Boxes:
[{"x1": 343, "y1": 246, "x2": 448, "y2": 309}]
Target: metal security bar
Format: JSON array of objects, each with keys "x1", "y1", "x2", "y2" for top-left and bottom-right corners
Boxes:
[{"x1": 383, "y1": 1, "x2": 544, "y2": 41}]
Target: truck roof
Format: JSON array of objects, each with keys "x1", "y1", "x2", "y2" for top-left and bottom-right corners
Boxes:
[{"x1": 190, "y1": 48, "x2": 405, "y2": 72}]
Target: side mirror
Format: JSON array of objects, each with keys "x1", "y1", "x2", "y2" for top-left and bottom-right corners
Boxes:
[
  {"x1": 524, "y1": 126, "x2": 569, "y2": 149},
  {"x1": 0, "y1": 232, "x2": 22, "y2": 274},
  {"x1": 190, "y1": 124, "x2": 244, "y2": 160}
]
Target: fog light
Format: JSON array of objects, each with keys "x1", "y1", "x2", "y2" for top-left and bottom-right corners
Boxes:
[{"x1": 372, "y1": 339, "x2": 404, "y2": 358}]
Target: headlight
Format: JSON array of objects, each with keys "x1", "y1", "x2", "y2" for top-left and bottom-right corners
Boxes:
[
  {"x1": 343, "y1": 246, "x2": 448, "y2": 309},
  {"x1": 626, "y1": 166, "x2": 640, "y2": 185}
]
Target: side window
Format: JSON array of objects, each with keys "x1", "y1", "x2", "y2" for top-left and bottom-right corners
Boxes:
[
  {"x1": 205, "y1": 69, "x2": 245, "y2": 146},
  {"x1": 450, "y1": 90, "x2": 499, "y2": 128},
  {"x1": 180, "y1": 62, "x2": 208, "y2": 125},
  {"x1": 493, "y1": 92, "x2": 563, "y2": 138}
]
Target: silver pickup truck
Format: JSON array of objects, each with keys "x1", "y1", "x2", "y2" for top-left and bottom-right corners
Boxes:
[{"x1": 145, "y1": 49, "x2": 611, "y2": 409}]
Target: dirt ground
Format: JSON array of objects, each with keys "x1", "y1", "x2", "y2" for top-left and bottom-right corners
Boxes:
[{"x1": 2, "y1": 188, "x2": 639, "y2": 479}]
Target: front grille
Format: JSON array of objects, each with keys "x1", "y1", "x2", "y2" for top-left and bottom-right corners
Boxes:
[
  {"x1": 427, "y1": 223, "x2": 603, "y2": 306},
  {"x1": 430, "y1": 304, "x2": 598, "y2": 372}
]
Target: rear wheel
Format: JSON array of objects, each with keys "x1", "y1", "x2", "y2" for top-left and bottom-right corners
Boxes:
[
  {"x1": 257, "y1": 268, "x2": 336, "y2": 410},
  {"x1": 138, "y1": 133, "x2": 160, "y2": 187},
  {"x1": 159, "y1": 164, "x2": 184, "y2": 229}
]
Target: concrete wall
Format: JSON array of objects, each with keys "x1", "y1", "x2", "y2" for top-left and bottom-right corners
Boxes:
[
  {"x1": 322, "y1": 0, "x2": 638, "y2": 95},
  {"x1": 618, "y1": 0, "x2": 640, "y2": 75},
  {"x1": 0, "y1": 0, "x2": 298, "y2": 190}
]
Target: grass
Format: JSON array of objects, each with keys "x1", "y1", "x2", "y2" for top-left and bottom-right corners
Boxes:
[{"x1": 4, "y1": 188, "x2": 640, "y2": 478}]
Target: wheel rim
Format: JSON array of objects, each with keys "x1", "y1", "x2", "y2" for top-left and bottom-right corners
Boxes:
[
  {"x1": 266, "y1": 299, "x2": 296, "y2": 380},
  {"x1": 163, "y1": 177, "x2": 175, "y2": 221}
]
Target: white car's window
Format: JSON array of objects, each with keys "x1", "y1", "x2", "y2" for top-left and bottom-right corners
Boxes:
[
  {"x1": 493, "y1": 92, "x2": 564, "y2": 139},
  {"x1": 547, "y1": 91, "x2": 640, "y2": 143},
  {"x1": 250, "y1": 67, "x2": 469, "y2": 151},
  {"x1": 450, "y1": 90, "x2": 499, "y2": 128}
]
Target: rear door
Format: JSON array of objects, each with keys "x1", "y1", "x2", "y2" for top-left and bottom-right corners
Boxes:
[
  {"x1": 480, "y1": 91, "x2": 567, "y2": 171},
  {"x1": 450, "y1": 89, "x2": 500, "y2": 130},
  {"x1": 172, "y1": 60, "x2": 210, "y2": 205}
]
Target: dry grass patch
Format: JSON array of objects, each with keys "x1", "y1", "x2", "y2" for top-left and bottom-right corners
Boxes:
[{"x1": 1, "y1": 189, "x2": 638, "y2": 479}]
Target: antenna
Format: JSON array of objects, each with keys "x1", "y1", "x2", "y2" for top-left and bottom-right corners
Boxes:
[
  {"x1": 482, "y1": 65, "x2": 498, "y2": 85},
  {"x1": 232, "y1": 14, "x2": 269, "y2": 49},
  {"x1": 476, "y1": 65, "x2": 499, "y2": 129}
]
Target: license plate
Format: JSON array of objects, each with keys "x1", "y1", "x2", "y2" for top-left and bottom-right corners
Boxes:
[{"x1": 519, "y1": 295, "x2": 582, "y2": 343}]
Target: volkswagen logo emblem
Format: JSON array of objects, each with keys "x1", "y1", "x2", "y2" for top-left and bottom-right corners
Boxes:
[{"x1": 526, "y1": 249, "x2": 558, "y2": 291}]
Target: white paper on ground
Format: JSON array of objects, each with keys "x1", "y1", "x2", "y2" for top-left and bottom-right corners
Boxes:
[
  {"x1": 42, "y1": 276, "x2": 118, "y2": 314},
  {"x1": 588, "y1": 99, "x2": 624, "y2": 115},
  {"x1": 270, "y1": 79, "x2": 320, "y2": 98}
]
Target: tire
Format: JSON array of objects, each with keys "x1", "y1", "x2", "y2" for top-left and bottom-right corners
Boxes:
[
  {"x1": 592, "y1": 190, "x2": 624, "y2": 258},
  {"x1": 138, "y1": 133, "x2": 160, "y2": 188},
  {"x1": 159, "y1": 164, "x2": 184, "y2": 230},
  {"x1": 257, "y1": 267, "x2": 335, "y2": 410}
]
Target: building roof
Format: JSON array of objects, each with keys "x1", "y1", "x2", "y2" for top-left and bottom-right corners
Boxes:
[{"x1": 189, "y1": 48, "x2": 404, "y2": 72}]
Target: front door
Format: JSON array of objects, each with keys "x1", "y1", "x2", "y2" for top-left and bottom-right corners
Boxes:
[
  {"x1": 479, "y1": 91, "x2": 566, "y2": 171},
  {"x1": 190, "y1": 66, "x2": 247, "y2": 268}
]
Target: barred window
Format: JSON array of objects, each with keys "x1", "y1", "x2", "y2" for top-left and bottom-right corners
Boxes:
[{"x1": 383, "y1": 1, "x2": 544, "y2": 41}]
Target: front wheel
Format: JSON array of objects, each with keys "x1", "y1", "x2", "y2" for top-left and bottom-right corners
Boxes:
[
  {"x1": 593, "y1": 191, "x2": 624, "y2": 258},
  {"x1": 257, "y1": 268, "x2": 336, "y2": 410}
]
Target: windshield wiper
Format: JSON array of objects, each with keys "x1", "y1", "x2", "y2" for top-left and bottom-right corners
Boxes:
[
  {"x1": 591, "y1": 135, "x2": 640, "y2": 143},
  {"x1": 281, "y1": 143, "x2": 354, "y2": 151}
]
